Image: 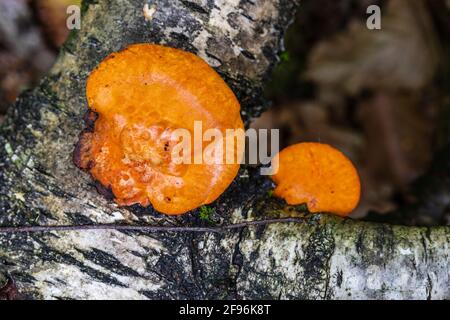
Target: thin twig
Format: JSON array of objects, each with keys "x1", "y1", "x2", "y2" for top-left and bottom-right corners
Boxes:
[{"x1": 0, "y1": 217, "x2": 305, "y2": 234}]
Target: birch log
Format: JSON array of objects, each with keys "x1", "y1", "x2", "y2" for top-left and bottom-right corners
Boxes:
[{"x1": 0, "y1": 0, "x2": 448, "y2": 300}]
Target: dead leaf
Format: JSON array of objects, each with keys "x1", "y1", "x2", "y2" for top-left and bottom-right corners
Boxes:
[
  {"x1": 34, "y1": 0, "x2": 82, "y2": 48},
  {"x1": 0, "y1": 277, "x2": 19, "y2": 300},
  {"x1": 306, "y1": 0, "x2": 440, "y2": 96}
]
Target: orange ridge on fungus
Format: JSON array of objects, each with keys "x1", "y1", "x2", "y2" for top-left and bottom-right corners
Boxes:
[
  {"x1": 74, "y1": 43, "x2": 244, "y2": 215},
  {"x1": 271, "y1": 143, "x2": 361, "y2": 217}
]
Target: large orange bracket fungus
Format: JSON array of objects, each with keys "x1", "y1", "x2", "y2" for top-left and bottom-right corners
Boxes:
[
  {"x1": 74, "y1": 44, "x2": 244, "y2": 215},
  {"x1": 271, "y1": 142, "x2": 361, "y2": 216}
]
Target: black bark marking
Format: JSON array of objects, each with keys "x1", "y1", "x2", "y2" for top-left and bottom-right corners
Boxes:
[
  {"x1": 66, "y1": 212, "x2": 96, "y2": 225},
  {"x1": 241, "y1": 50, "x2": 256, "y2": 60},
  {"x1": 357, "y1": 224, "x2": 395, "y2": 268},
  {"x1": 356, "y1": 231, "x2": 365, "y2": 255},
  {"x1": 298, "y1": 225, "x2": 335, "y2": 299},
  {"x1": 180, "y1": 0, "x2": 209, "y2": 14},
  {"x1": 421, "y1": 230, "x2": 428, "y2": 264},
  {"x1": 76, "y1": 248, "x2": 142, "y2": 278},
  {"x1": 230, "y1": 228, "x2": 245, "y2": 299},
  {"x1": 336, "y1": 269, "x2": 343, "y2": 288},
  {"x1": 35, "y1": 245, "x2": 127, "y2": 288}
]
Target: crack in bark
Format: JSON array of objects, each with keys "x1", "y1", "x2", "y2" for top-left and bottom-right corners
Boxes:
[
  {"x1": 426, "y1": 274, "x2": 433, "y2": 300},
  {"x1": 0, "y1": 275, "x2": 19, "y2": 300}
]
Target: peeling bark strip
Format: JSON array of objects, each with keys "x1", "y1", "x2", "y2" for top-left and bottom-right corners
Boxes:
[{"x1": 0, "y1": 0, "x2": 448, "y2": 300}]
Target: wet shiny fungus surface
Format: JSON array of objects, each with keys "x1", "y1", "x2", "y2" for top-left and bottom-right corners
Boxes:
[
  {"x1": 74, "y1": 44, "x2": 244, "y2": 215},
  {"x1": 271, "y1": 143, "x2": 361, "y2": 217}
]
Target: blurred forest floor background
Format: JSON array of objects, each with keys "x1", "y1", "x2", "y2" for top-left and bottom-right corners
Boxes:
[{"x1": 0, "y1": 0, "x2": 449, "y2": 226}]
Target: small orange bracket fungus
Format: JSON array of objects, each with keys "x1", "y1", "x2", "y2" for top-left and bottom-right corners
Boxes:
[
  {"x1": 74, "y1": 44, "x2": 244, "y2": 215},
  {"x1": 271, "y1": 143, "x2": 361, "y2": 217}
]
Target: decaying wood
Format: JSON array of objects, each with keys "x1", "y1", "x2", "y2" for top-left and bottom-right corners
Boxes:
[{"x1": 0, "y1": 0, "x2": 448, "y2": 300}]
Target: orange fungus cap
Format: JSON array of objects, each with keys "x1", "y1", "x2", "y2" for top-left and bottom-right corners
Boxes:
[
  {"x1": 74, "y1": 44, "x2": 244, "y2": 215},
  {"x1": 271, "y1": 143, "x2": 361, "y2": 216}
]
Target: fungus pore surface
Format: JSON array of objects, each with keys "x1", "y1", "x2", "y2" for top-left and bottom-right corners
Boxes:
[
  {"x1": 74, "y1": 44, "x2": 244, "y2": 215},
  {"x1": 271, "y1": 143, "x2": 361, "y2": 216}
]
